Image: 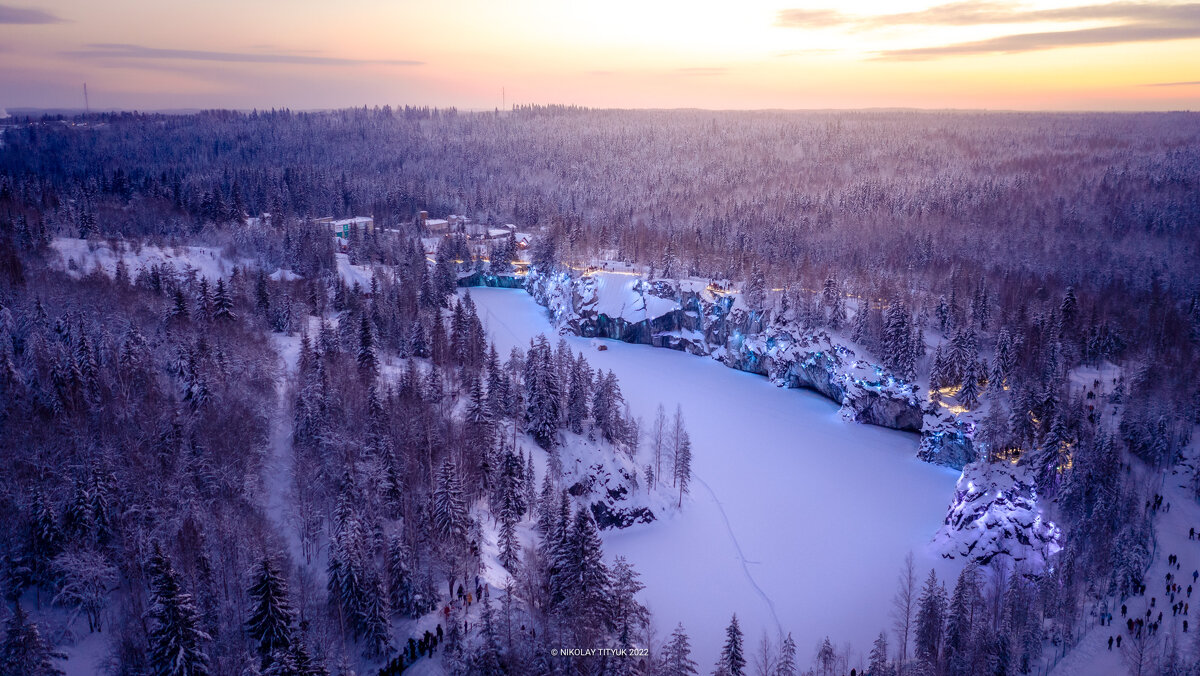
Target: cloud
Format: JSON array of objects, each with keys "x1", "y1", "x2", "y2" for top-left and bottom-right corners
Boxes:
[
  {"x1": 775, "y1": 1, "x2": 1200, "y2": 59},
  {"x1": 61, "y1": 43, "x2": 423, "y2": 67},
  {"x1": 776, "y1": 1, "x2": 1200, "y2": 29},
  {"x1": 875, "y1": 22, "x2": 1200, "y2": 59},
  {"x1": 0, "y1": 4, "x2": 63, "y2": 24},
  {"x1": 1144, "y1": 79, "x2": 1200, "y2": 86},
  {"x1": 774, "y1": 8, "x2": 851, "y2": 28}
]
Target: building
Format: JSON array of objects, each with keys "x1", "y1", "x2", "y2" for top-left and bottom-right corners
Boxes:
[{"x1": 324, "y1": 216, "x2": 374, "y2": 239}]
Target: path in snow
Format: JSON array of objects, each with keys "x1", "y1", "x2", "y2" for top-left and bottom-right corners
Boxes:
[
  {"x1": 268, "y1": 332, "x2": 305, "y2": 566},
  {"x1": 469, "y1": 288, "x2": 962, "y2": 669},
  {"x1": 693, "y1": 474, "x2": 783, "y2": 639}
]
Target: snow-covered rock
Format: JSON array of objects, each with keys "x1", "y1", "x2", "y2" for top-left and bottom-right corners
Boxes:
[
  {"x1": 934, "y1": 461, "x2": 1061, "y2": 567},
  {"x1": 556, "y1": 432, "x2": 660, "y2": 530},
  {"x1": 516, "y1": 268, "x2": 978, "y2": 469}
]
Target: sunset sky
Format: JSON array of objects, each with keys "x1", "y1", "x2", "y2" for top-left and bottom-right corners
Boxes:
[{"x1": 2, "y1": 0, "x2": 1198, "y2": 111}]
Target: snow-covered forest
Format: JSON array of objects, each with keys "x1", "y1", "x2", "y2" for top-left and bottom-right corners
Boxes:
[{"x1": 0, "y1": 107, "x2": 1198, "y2": 675}]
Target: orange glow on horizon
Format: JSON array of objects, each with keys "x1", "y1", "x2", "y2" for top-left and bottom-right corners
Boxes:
[{"x1": 1, "y1": 0, "x2": 1197, "y2": 111}]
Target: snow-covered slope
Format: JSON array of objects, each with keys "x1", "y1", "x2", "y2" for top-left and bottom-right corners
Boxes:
[{"x1": 51, "y1": 236, "x2": 247, "y2": 280}]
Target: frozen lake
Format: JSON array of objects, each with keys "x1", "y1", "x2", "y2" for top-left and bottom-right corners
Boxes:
[{"x1": 469, "y1": 287, "x2": 961, "y2": 668}]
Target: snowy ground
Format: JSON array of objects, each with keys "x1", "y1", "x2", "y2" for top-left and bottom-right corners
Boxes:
[
  {"x1": 468, "y1": 287, "x2": 963, "y2": 669},
  {"x1": 50, "y1": 237, "x2": 247, "y2": 280},
  {"x1": 1049, "y1": 436, "x2": 1200, "y2": 675}
]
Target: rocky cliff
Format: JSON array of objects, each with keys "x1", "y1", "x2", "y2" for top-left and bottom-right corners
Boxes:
[{"x1": 517, "y1": 269, "x2": 977, "y2": 469}]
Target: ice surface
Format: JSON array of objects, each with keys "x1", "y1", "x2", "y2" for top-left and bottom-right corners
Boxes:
[{"x1": 469, "y1": 287, "x2": 963, "y2": 668}]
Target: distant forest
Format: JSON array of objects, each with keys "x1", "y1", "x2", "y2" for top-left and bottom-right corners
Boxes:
[{"x1": 1, "y1": 107, "x2": 1199, "y2": 675}]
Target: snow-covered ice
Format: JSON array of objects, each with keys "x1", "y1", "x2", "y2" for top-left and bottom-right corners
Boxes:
[{"x1": 469, "y1": 287, "x2": 963, "y2": 668}]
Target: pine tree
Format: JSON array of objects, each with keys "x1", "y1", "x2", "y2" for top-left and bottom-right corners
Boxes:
[
  {"x1": 943, "y1": 562, "x2": 981, "y2": 676},
  {"x1": 567, "y1": 354, "x2": 591, "y2": 434},
  {"x1": 0, "y1": 604, "x2": 65, "y2": 676},
  {"x1": 745, "y1": 264, "x2": 766, "y2": 315},
  {"x1": 883, "y1": 301, "x2": 915, "y2": 380},
  {"x1": 958, "y1": 357, "x2": 980, "y2": 410},
  {"x1": 661, "y1": 623, "x2": 699, "y2": 676},
  {"x1": 386, "y1": 537, "x2": 421, "y2": 618},
  {"x1": 357, "y1": 314, "x2": 377, "y2": 377},
  {"x1": 359, "y1": 574, "x2": 392, "y2": 658},
  {"x1": 433, "y1": 458, "x2": 469, "y2": 543},
  {"x1": 147, "y1": 551, "x2": 211, "y2": 676},
  {"x1": 169, "y1": 288, "x2": 190, "y2": 322},
  {"x1": 564, "y1": 508, "x2": 611, "y2": 640},
  {"x1": 496, "y1": 451, "x2": 526, "y2": 571},
  {"x1": 246, "y1": 557, "x2": 294, "y2": 662},
  {"x1": 28, "y1": 490, "x2": 61, "y2": 590},
  {"x1": 608, "y1": 556, "x2": 649, "y2": 641},
  {"x1": 815, "y1": 637, "x2": 837, "y2": 676},
  {"x1": 524, "y1": 335, "x2": 561, "y2": 448},
  {"x1": 212, "y1": 278, "x2": 235, "y2": 321},
  {"x1": 852, "y1": 304, "x2": 871, "y2": 346},
  {"x1": 713, "y1": 614, "x2": 746, "y2": 676},
  {"x1": 592, "y1": 370, "x2": 625, "y2": 442},
  {"x1": 775, "y1": 633, "x2": 796, "y2": 676},
  {"x1": 914, "y1": 569, "x2": 946, "y2": 669},
  {"x1": 674, "y1": 428, "x2": 693, "y2": 508},
  {"x1": 867, "y1": 631, "x2": 890, "y2": 676}
]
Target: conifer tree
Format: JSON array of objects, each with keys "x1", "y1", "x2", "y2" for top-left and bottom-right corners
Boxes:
[
  {"x1": 386, "y1": 537, "x2": 420, "y2": 618},
  {"x1": 775, "y1": 633, "x2": 797, "y2": 676},
  {"x1": 958, "y1": 357, "x2": 980, "y2": 410},
  {"x1": 357, "y1": 313, "x2": 377, "y2": 377},
  {"x1": 674, "y1": 428, "x2": 693, "y2": 508},
  {"x1": 433, "y1": 458, "x2": 469, "y2": 544},
  {"x1": 661, "y1": 623, "x2": 699, "y2": 676},
  {"x1": 565, "y1": 508, "x2": 611, "y2": 640},
  {"x1": 212, "y1": 278, "x2": 235, "y2": 321},
  {"x1": 146, "y1": 550, "x2": 211, "y2": 676},
  {"x1": 914, "y1": 570, "x2": 946, "y2": 670},
  {"x1": 713, "y1": 614, "x2": 746, "y2": 676},
  {"x1": 0, "y1": 604, "x2": 64, "y2": 676},
  {"x1": 246, "y1": 557, "x2": 295, "y2": 663}
]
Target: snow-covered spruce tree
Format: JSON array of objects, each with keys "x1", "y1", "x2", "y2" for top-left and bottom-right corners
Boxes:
[
  {"x1": 496, "y1": 450, "x2": 526, "y2": 571},
  {"x1": 674, "y1": 427, "x2": 693, "y2": 508},
  {"x1": 745, "y1": 263, "x2": 766, "y2": 316},
  {"x1": 713, "y1": 613, "x2": 746, "y2": 676},
  {"x1": 357, "y1": 313, "x2": 378, "y2": 378},
  {"x1": 485, "y1": 344, "x2": 510, "y2": 420},
  {"x1": 433, "y1": 457, "x2": 470, "y2": 543},
  {"x1": 942, "y1": 562, "x2": 981, "y2": 676},
  {"x1": 914, "y1": 569, "x2": 946, "y2": 671},
  {"x1": 146, "y1": 549, "x2": 211, "y2": 676},
  {"x1": 469, "y1": 597, "x2": 504, "y2": 676},
  {"x1": 592, "y1": 369, "x2": 625, "y2": 443},
  {"x1": 386, "y1": 536, "x2": 425, "y2": 618},
  {"x1": 563, "y1": 507, "x2": 611, "y2": 642},
  {"x1": 867, "y1": 631, "x2": 889, "y2": 676},
  {"x1": 359, "y1": 574, "x2": 392, "y2": 658},
  {"x1": 608, "y1": 556, "x2": 649, "y2": 644},
  {"x1": 660, "y1": 623, "x2": 698, "y2": 676},
  {"x1": 958, "y1": 357, "x2": 980, "y2": 410},
  {"x1": 0, "y1": 604, "x2": 65, "y2": 676},
  {"x1": 536, "y1": 473, "x2": 558, "y2": 543},
  {"x1": 246, "y1": 557, "x2": 295, "y2": 663},
  {"x1": 775, "y1": 632, "x2": 797, "y2": 676},
  {"x1": 566, "y1": 353, "x2": 591, "y2": 434},
  {"x1": 523, "y1": 335, "x2": 562, "y2": 448},
  {"x1": 883, "y1": 301, "x2": 915, "y2": 381}
]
